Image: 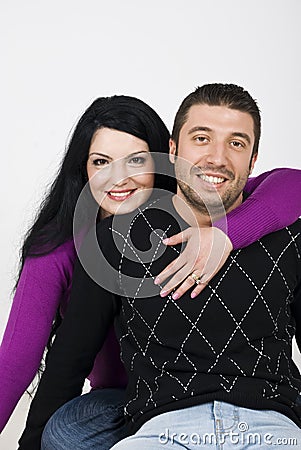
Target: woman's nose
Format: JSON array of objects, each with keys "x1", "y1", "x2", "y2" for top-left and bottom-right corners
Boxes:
[{"x1": 108, "y1": 159, "x2": 130, "y2": 186}]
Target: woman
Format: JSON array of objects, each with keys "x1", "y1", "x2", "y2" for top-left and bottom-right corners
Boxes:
[{"x1": 0, "y1": 95, "x2": 300, "y2": 449}]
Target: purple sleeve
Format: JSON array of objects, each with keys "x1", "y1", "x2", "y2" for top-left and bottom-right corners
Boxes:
[
  {"x1": 0, "y1": 244, "x2": 74, "y2": 432},
  {"x1": 214, "y1": 168, "x2": 301, "y2": 250}
]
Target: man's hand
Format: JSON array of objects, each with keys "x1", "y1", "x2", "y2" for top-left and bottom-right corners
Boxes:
[{"x1": 155, "y1": 227, "x2": 233, "y2": 299}]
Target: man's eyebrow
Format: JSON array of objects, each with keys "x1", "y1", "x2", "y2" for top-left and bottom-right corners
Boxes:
[
  {"x1": 188, "y1": 126, "x2": 212, "y2": 135},
  {"x1": 231, "y1": 132, "x2": 251, "y2": 144}
]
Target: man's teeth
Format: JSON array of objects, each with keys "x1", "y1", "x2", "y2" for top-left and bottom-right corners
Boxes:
[
  {"x1": 199, "y1": 174, "x2": 225, "y2": 184},
  {"x1": 109, "y1": 191, "x2": 133, "y2": 197}
]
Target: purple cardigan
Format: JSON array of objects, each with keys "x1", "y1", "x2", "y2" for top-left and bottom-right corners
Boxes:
[{"x1": 0, "y1": 168, "x2": 300, "y2": 432}]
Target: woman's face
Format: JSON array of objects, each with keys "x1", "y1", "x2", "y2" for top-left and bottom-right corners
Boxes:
[{"x1": 87, "y1": 128, "x2": 155, "y2": 218}]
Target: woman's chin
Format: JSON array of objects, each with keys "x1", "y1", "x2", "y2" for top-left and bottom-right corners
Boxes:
[{"x1": 109, "y1": 190, "x2": 152, "y2": 216}]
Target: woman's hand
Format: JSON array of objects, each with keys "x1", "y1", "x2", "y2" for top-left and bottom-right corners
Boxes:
[{"x1": 155, "y1": 227, "x2": 233, "y2": 299}]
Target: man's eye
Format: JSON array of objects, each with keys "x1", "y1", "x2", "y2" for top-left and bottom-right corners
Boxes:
[
  {"x1": 194, "y1": 136, "x2": 208, "y2": 143},
  {"x1": 231, "y1": 141, "x2": 244, "y2": 149}
]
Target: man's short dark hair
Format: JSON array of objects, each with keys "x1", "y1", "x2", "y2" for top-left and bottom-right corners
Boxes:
[{"x1": 171, "y1": 83, "x2": 261, "y2": 157}]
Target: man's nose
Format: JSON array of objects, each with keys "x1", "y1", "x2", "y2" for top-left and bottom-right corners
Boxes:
[{"x1": 204, "y1": 142, "x2": 228, "y2": 166}]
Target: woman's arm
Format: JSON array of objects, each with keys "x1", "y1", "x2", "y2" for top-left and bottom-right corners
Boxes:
[
  {"x1": 215, "y1": 167, "x2": 301, "y2": 249},
  {"x1": 18, "y1": 234, "x2": 118, "y2": 450},
  {"x1": 0, "y1": 242, "x2": 74, "y2": 432},
  {"x1": 157, "y1": 168, "x2": 301, "y2": 299}
]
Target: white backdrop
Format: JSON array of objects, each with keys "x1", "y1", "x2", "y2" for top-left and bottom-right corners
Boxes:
[{"x1": 0, "y1": 0, "x2": 300, "y2": 447}]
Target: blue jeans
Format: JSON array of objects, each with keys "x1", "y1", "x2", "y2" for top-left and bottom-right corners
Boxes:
[
  {"x1": 41, "y1": 388, "x2": 127, "y2": 450},
  {"x1": 111, "y1": 401, "x2": 301, "y2": 449}
]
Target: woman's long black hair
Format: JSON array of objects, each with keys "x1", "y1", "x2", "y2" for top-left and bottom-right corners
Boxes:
[
  {"x1": 17, "y1": 95, "x2": 176, "y2": 377},
  {"x1": 20, "y1": 95, "x2": 176, "y2": 268}
]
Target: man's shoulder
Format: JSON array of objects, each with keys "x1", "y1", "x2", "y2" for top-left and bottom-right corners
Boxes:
[
  {"x1": 97, "y1": 194, "x2": 178, "y2": 236},
  {"x1": 244, "y1": 218, "x2": 301, "y2": 263},
  {"x1": 258, "y1": 218, "x2": 301, "y2": 242},
  {"x1": 287, "y1": 218, "x2": 301, "y2": 232},
  {"x1": 285, "y1": 218, "x2": 301, "y2": 250},
  {"x1": 276, "y1": 218, "x2": 301, "y2": 246}
]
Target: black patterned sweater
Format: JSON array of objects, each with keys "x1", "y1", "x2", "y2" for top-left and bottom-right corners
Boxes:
[{"x1": 19, "y1": 194, "x2": 301, "y2": 449}]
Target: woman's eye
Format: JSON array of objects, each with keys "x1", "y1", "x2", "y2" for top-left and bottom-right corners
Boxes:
[
  {"x1": 92, "y1": 158, "x2": 109, "y2": 166},
  {"x1": 128, "y1": 156, "x2": 146, "y2": 165}
]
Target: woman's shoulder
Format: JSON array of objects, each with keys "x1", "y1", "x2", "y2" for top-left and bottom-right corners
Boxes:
[
  {"x1": 15, "y1": 239, "x2": 76, "y2": 310},
  {"x1": 52, "y1": 238, "x2": 77, "y2": 259},
  {"x1": 24, "y1": 238, "x2": 77, "y2": 278}
]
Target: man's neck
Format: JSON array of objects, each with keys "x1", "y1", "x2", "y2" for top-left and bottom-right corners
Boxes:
[{"x1": 172, "y1": 190, "x2": 243, "y2": 228}]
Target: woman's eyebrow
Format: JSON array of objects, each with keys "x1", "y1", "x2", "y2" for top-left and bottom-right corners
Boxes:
[
  {"x1": 126, "y1": 150, "x2": 149, "y2": 158},
  {"x1": 88, "y1": 152, "x2": 112, "y2": 159}
]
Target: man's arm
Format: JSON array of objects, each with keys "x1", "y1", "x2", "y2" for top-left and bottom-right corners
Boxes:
[
  {"x1": 292, "y1": 282, "x2": 301, "y2": 353},
  {"x1": 18, "y1": 249, "x2": 118, "y2": 449}
]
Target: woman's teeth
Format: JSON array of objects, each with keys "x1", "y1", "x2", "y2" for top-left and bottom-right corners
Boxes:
[
  {"x1": 108, "y1": 190, "x2": 134, "y2": 198},
  {"x1": 199, "y1": 174, "x2": 225, "y2": 184}
]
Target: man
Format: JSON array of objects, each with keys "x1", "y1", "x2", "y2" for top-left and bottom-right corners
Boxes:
[{"x1": 19, "y1": 84, "x2": 301, "y2": 449}]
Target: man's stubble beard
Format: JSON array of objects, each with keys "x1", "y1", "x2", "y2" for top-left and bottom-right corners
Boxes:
[{"x1": 176, "y1": 167, "x2": 251, "y2": 218}]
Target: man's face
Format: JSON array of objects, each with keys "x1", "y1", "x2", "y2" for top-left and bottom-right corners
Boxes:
[{"x1": 169, "y1": 104, "x2": 257, "y2": 218}]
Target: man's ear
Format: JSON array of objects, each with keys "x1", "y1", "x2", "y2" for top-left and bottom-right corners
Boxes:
[
  {"x1": 249, "y1": 153, "x2": 258, "y2": 174},
  {"x1": 169, "y1": 138, "x2": 176, "y2": 164}
]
